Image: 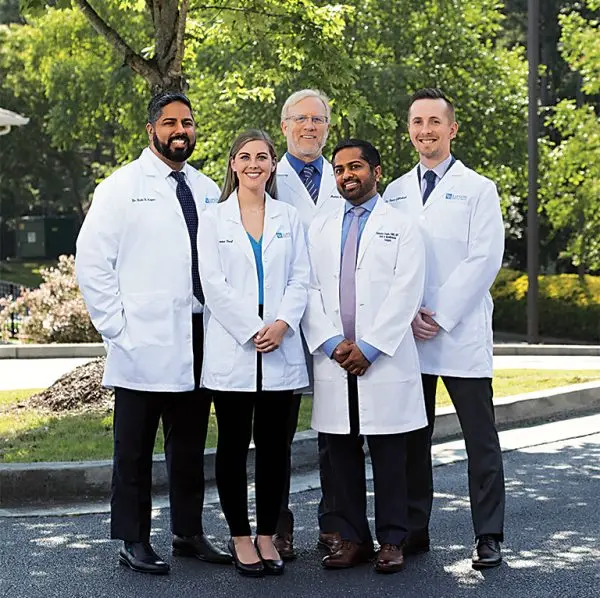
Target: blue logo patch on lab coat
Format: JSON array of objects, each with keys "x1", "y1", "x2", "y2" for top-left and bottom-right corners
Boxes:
[
  {"x1": 445, "y1": 193, "x2": 467, "y2": 201},
  {"x1": 204, "y1": 196, "x2": 219, "y2": 204},
  {"x1": 276, "y1": 231, "x2": 291, "y2": 239}
]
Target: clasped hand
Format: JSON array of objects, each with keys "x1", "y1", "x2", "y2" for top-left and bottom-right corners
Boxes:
[
  {"x1": 254, "y1": 320, "x2": 289, "y2": 353},
  {"x1": 411, "y1": 307, "x2": 440, "y2": 341},
  {"x1": 333, "y1": 339, "x2": 370, "y2": 376}
]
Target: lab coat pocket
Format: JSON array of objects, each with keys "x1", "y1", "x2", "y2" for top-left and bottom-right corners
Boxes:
[
  {"x1": 121, "y1": 291, "x2": 174, "y2": 347},
  {"x1": 204, "y1": 317, "x2": 237, "y2": 375},
  {"x1": 280, "y1": 337, "x2": 306, "y2": 366}
]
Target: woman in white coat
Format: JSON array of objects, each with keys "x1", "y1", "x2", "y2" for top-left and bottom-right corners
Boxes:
[{"x1": 198, "y1": 130, "x2": 309, "y2": 577}]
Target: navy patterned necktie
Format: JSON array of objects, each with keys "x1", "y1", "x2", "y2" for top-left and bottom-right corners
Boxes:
[
  {"x1": 300, "y1": 164, "x2": 319, "y2": 203},
  {"x1": 170, "y1": 171, "x2": 204, "y2": 304},
  {"x1": 422, "y1": 170, "x2": 437, "y2": 205}
]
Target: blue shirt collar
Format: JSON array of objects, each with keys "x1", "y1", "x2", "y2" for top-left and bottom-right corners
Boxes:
[
  {"x1": 344, "y1": 193, "x2": 379, "y2": 214},
  {"x1": 286, "y1": 152, "x2": 323, "y2": 175}
]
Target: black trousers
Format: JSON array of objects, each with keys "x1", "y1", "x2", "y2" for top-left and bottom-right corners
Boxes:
[
  {"x1": 323, "y1": 375, "x2": 409, "y2": 546},
  {"x1": 406, "y1": 374, "x2": 505, "y2": 540},
  {"x1": 111, "y1": 314, "x2": 211, "y2": 541},
  {"x1": 213, "y1": 389, "x2": 295, "y2": 536}
]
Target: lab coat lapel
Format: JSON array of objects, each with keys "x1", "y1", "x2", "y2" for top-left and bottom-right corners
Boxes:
[
  {"x1": 223, "y1": 191, "x2": 256, "y2": 268},
  {"x1": 327, "y1": 203, "x2": 345, "y2": 269},
  {"x1": 262, "y1": 195, "x2": 282, "y2": 252},
  {"x1": 278, "y1": 155, "x2": 317, "y2": 212},
  {"x1": 357, "y1": 197, "x2": 386, "y2": 267},
  {"x1": 423, "y1": 160, "x2": 465, "y2": 211},
  {"x1": 139, "y1": 148, "x2": 186, "y2": 221},
  {"x1": 317, "y1": 161, "x2": 337, "y2": 208}
]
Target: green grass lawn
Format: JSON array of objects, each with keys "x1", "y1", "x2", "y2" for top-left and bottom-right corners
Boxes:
[
  {"x1": 1, "y1": 369, "x2": 599, "y2": 463},
  {"x1": 0, "y1": 259, "x2": 57, "y2": 288}
]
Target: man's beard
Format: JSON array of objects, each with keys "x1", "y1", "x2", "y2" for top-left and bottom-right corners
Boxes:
[{"x1": 153, "y1": 132, "x2": 196, "y2": 163}]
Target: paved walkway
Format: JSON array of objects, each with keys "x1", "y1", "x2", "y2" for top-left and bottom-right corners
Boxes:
[
  {"x1": 1, "y1": 355, "x2": 600, "y2": 391},
  {"x1": 1, "y1": 414, "x2": 599, "y2": 597}
]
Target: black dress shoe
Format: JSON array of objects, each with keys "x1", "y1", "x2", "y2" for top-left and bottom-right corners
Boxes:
[
  {"x1": 254, "y1": 537, "x2": 285, "y2": 575},
  {"x1": 172, "y1": 534, "x2": 232, "y2": 564},
  {"x1": 472, "y1": 535, "x2": 502, "y2": 569},
  {"x1": 119, "y1": 541, "x2": 170, "y2": 575},
  {"x1": 228, "y1": 538, "x2": 264, "y2": 577},
  {"x1": 404, "y1": 528, "x2": 430, "y2": 556}
]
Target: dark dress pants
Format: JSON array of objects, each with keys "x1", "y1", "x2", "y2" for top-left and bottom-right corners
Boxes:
[
  {"x1": 323, "y1": 375, "x2": 409, "y2": 546},
  {"x1": 110, "y1": 314, "x2": 211, "y2": 541},
  {"x1": 213, "y1": 389, "x2": 295, "y2": 536},
  {"x1": 406, "y1": 374, "x2": 505, "y2": 540}
]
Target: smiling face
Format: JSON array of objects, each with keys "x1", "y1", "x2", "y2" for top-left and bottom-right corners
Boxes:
[
  {"x1": 230, "y1": 139, "x2": 276, "y2": 194},
  {"x1": 281, "y1": 96, "x2": 329, "y2": 162},
  {"x1": 333, "y1": 147, "x2": 381, "y2": 205},
  {"x1": 408, "y1": 98, "x2": 458, "y2": 168},
  {"x1": 147, "y1": 101, "x2": 196, "y2": 168}
]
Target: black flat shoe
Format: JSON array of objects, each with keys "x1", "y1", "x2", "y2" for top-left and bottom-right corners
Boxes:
[
  {"x1": 172, "y1": 534, "x2": 232, "y2": 564},
  {"x1": 228, "y1": 538, "x2": 264, "y2": 577},
  {"x1": 255, "y1": 537, "x2": 285, "y2": 575},
  {"x1": 472, "y1": 535, "x2": 502, "y2": 569},
  {"x1": 119, "y1": 541, "x2": 170, "y2": 575}
]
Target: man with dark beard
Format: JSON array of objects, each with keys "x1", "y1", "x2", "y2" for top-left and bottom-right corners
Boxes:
[{"x1": 76, "y1": 92, "x2": 231, "y2": 575}]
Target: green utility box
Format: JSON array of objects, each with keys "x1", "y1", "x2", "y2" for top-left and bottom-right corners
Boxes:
[{"x1": 15, "y1": 216, "x2": 77, "y2": 259}]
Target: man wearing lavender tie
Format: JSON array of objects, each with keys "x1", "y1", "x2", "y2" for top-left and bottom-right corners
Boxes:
[{"x1": 302, "y1": 139, "x2": 427, "y2": 574}]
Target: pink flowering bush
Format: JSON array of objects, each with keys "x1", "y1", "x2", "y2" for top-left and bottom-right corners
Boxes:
[{"x1": 0, "y1": 255, "x2": 100, "y2": 343}]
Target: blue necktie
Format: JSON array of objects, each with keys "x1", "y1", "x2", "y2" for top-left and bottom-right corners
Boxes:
[
  {"x1": 170, "y1": 171, "x2": 204, "y2": 304},
  {"x1": 422, "y1": 170, "x2": 437, "y2": 205},
  {"x1": 300, "y1": 164, "x2": 319, "y2": 203}
]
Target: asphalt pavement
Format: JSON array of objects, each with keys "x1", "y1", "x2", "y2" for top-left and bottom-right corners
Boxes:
[{"x1": 1, "y1": 414, "x2": 599, "y2": 598}]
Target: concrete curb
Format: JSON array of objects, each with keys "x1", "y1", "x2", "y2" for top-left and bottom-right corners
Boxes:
[
  {"x1": 1, "y1": 342, "x2": 599, "y2": 359},
  {"x1": 2, "y1": 381, "x2": 599, "y2": 508}
]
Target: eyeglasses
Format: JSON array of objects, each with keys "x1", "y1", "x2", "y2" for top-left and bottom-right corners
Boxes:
[{"x1": 285, "y1": 114, "x2": 329, "y2": 125}]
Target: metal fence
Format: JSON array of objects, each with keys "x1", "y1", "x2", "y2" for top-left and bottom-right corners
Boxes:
[{"x1": 0, "y1": 279, "x2": 23, "y2": 339}]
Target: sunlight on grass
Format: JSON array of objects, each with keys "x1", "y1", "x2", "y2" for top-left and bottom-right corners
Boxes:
[{"x1": 1, "y1": 369, "x2": 599, "y2": 462}]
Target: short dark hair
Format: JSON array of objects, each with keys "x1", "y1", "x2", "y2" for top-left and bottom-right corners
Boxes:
[
  {"x1": 331, "y1": 139, "x2": 381, "y2": 169},
  {"x1": 147, "y1": 92, "x2": 193, "y2": 124},
  {"x1": 408, "y1": 88, "x2": 455, "y2": 122}
]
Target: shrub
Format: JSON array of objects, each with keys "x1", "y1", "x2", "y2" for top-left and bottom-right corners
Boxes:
[
  {"x1": 492, "y1": 269, "x2": 600, "y2": 342},
  {"x1": 0, "y1": 255, "x2": 100, "y2": 343}
]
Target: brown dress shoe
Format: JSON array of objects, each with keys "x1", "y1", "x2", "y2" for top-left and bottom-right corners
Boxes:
[
  {"x1": 375, "y1": 543, "x2": 405, "y2": 574},
  {"x1": 272, "y1": 533, "x2": 296, "y2": 561},
  {"x1": 322, "y1": 540, "x2": 375, "y2": 569},
  {"x1": 318, "y1": 531, "x2": 342, "y2": 553},
  {"x1": 404, "y1": 528, "x2": 430, "y2": 556}
]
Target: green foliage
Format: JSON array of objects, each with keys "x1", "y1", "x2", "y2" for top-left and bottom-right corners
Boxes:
[
  {"x1": 492, "y1": 269, "x2": 600, "y2": 341},
  {"x1": 0, "y1": 255, "x2": 100, "y2": 343}
]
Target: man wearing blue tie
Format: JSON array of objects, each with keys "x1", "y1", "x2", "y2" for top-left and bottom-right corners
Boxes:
[
  {"x1": 383, "y1": 88, "x2": 506, "y2": 569},
  {"x1": 302, "y1": 140, "x2": 427, "y2": 573}
]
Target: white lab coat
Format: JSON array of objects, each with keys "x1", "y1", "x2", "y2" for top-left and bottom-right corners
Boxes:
[
  {"x1": 302, "y1": 197, "x2": 427, "y2": 435},
  {"x1": 382, "y1": 160, "x2": 505, "y2": 378},
  {"x1": 75, "y1": 147, "x2": 220, "y2": 391},
  {"x1": 276, "y1": 154, "x2": 342, "y2": 232},
  {"x1": 198, "y1": 192, "x2": 309, "y2": 392}
]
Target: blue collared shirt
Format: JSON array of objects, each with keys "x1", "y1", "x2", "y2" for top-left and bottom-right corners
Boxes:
[
  {"x1": 321, "y1": 193, "x2": 382, "y2": 364},
  {"x1": 286, "y1": 152, "x2": 323, "y2": 196}
]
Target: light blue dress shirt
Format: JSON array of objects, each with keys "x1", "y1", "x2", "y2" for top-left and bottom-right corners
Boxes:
[
  {"x1": 320, "y1": 193, "x2": 382, "y2": 364},
  {"x1": 418, "y1": 154, "x2": 455, "y2": 195}
]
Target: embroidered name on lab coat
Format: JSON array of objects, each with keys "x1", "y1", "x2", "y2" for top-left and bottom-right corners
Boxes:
[
  {"x1": 376, "y1": 231, "x2": 399, "y2": 242},
  {"x1": 276, "y1": 232, "x2": 291, "y2": 238},
  {"x1": 218, "y1": 239, "x2": 234, "y2": 244},
  {"x1": 131, "y1": 197, "x2": 157, "y2": 203},
  {"x1": 445, "y1": 193, "x2": 467, "y2": 201},
  {"x1": 386, "y1": 195, "x2": 407, "y2": 203}
]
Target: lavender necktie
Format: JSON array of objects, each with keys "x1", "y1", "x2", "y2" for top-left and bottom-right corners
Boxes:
[{"x1": 340, "y1": 206, "x2": 366, "y2": 341}]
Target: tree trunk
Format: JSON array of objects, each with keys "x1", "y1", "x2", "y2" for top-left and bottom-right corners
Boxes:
[{"x1": 74, "y1": 0, "x2": 189, "y2": 93}]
